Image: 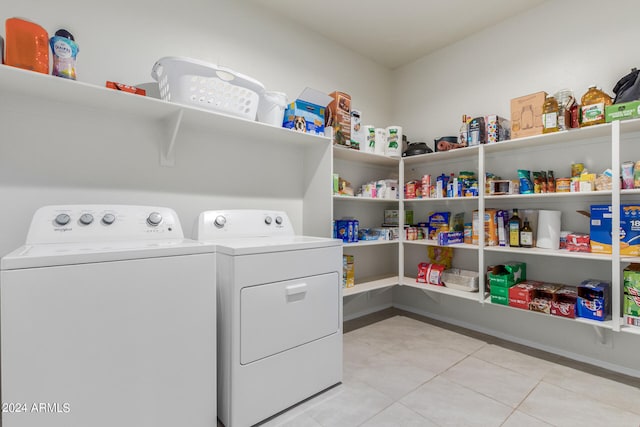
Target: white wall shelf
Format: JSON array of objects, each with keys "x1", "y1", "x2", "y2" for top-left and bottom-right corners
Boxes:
[
  {"x1": 333, "y1": 196, "x2": 399, "y2": 203},
  {"x1": 343, "y1": 275, "x2": 399, "y2": 297},
  {"x1": 483, "y1": 246, "x2": 613, "y2": 261},
  {"x1": 404, "y1": 240, "x2": 478, "y2": 250},
  {"x1": 403, "y1": 145, "x2": 479, "y2": 165},
  {"x1": 404, "y1": 196, "x2": 478, "y2": 203},
  {"x1": 343, "y1": 240, "x2": 399, "y2": 248},
  {"x1": 485, "y1": 191, "x2": 612, "y2": 200},
  {"x1": 402, "y1": 279, "x2": 481, "y2": 301},
  {"x1": 332, "y1": 145, "x2": 400, "y2": 166}
]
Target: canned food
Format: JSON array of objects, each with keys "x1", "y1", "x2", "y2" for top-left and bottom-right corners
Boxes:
[{"x1": 556, "y1": 177, "x2": 571, "y2": 192}]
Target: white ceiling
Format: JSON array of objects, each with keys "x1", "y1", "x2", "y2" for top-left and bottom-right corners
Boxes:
[{"x1": 249, "y1": 0, "x2": 548, "y2": 69}]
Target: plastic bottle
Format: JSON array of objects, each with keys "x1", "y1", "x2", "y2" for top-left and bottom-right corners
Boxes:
[
  {"x1": 509, "y1": 209, "x2": 522, "y2": 247},
  {"x1": 50, "y1": 29, "x2": 79, "y2": 80},
  {"x1": 542, "y1": 95, "x2": 559, "y2": 133},
  {"x1": 555, "y1": 89, "x2": 575, "y2": 131},
  {"x1": 458, "y1": 114, "x2": 469, "y2": 146},
  {"x1": 580, "y1": 86, "x2": 612, "y2": 127},
  {"x1": 520, "y1": 218, "x2": 533, "y2": 248}
]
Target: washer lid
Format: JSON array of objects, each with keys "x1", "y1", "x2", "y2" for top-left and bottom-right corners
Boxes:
[
  {"x1": 211, "y1": 235, "x2": 342, "y2": 255},
  {"x1": 1, "y1": 239, "x2": 216, "y2": 270}
]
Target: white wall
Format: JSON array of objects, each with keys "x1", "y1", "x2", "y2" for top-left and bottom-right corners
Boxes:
[
  {"x1": 1, "y1": 0, "x2": 391, "y2": 126},
  {"x1": 392, "y1": 0, "x2": 639, "y2": 143}
]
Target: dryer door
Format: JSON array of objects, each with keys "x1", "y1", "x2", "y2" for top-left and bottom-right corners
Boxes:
[{"x1": 240, "y1": 272, "x2": 340, "y2": 365}]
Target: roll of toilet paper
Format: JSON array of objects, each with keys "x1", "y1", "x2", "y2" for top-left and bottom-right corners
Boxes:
[
  {"x1": 374, "y1": 128, "x2": 386, "y2": 154},
  {"x1": 385, "y1": 125, "x2": 402, "y2": 157},
  {"x1": 363, "y1": 125, "x2": 376, "y2": 153},
  {"x1": 536, "y1": 210, "x2": 562, "y2": 249}
]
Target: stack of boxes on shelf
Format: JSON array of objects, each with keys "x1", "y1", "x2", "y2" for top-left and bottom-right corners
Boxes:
[{"x1": 623, "y1": 264, "x2": 640, "y2": 326}]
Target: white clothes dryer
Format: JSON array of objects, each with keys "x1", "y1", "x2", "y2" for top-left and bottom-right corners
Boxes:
[
  {"x1": 0, "y1": 205, "x2": 217, "y2": 427},
  {"x1": 195, "y1": 209, "x2": 342, "y2": 427}
]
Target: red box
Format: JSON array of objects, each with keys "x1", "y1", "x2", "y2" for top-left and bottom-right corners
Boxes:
[
  {"x1": 550, "y1": 286, "x2": 578, "y2": 318},
  {"x1": 106, "y1": 81, "x2": 147, "y2": 96},
  {"x1": 566, "y1": 233, "x2": 590, "y2": 252},
  {"x1": 509, "y1": 280, "x2": 544, "y2": 309},
  {"x1": 529, "y1": 283, "x2": 563, "y2": 313}
]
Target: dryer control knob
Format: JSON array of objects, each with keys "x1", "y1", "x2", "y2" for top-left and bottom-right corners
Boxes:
[
  {"x1": 214, "y1": 215, "x2": 226, "y2": 228},
  {"x1": 54, "y1": 213, "x2": 71, "y2": 226},
  {"x1": 275, "y1": 216, "x2": 283, "y2": 225},
  {"x1": 147, "y1": 212, "x2": 163, "y2": 227},
  {"x1": 79, "y1": 213, "x2": 94, "y2": 225},
  {"x1": 102, "y1": 213, "x2": 116, "y2": 225},
  {"x1": 264, "y1": 216, "x2": 273, "y2": 225}
]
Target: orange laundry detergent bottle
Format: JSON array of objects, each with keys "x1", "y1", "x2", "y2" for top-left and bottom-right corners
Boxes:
[{"x1": 5, "y1": 17, "x2": 49, "y2": 74}]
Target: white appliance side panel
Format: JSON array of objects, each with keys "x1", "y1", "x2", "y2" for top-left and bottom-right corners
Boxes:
[
  {"x1": 240, "y1": 272, "x2": 339, "y2": 364},
  {"x1": 0, "y1": 254, "x2": 216, "y2": 427}
]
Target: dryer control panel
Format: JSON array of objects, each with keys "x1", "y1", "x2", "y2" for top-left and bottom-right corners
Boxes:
[
  {"x1": 25, "y1": 205, "x2": 185, "y2": 244},
  {"x1": 196, "y1": 210, "x2": 294, "y2": 239}
]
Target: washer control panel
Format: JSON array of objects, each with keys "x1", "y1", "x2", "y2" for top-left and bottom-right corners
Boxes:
[
  {"x1": 25, "y1": 205, "x2": 184, "y2": 244},
  {"x1": 196, "y1": 210, "x2": 294, "y2": 239}
]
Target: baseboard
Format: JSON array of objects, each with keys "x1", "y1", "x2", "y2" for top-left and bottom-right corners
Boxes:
[
  {"x1": 393, "y1": 302, "x2": 640, "y2": 379},
  {"x1": 343, "y1": 302, "x2": 393, "y2": 322}
]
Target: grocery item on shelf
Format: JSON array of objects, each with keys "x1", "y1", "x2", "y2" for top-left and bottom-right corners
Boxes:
[
  {"x1": 105, "y1": 81, "x2": 146, "y2": 96},
  {"x1": 5, "y1": 17, "x2": 49, "y2": 74},
  {"x1": 517, "y1": 169, "x2": 534, "y2": 194},
  {"x1": 326, "y1": 91, "x2": 351, "y2": 146},
  {"x1": 458, "y1": 115, "x2": 470, "y2": 145},
  {"x1": 282, "y1": 87, "x2": 332, "y2": 134},
  {"x1": 622, "y1": 161, "x2": 635, "y2": 189},
  {"x1": 580, "y1": 86, "x2": 613, "y2": 127},
  {"x1": 511, "y1": 91, "x2": 546, "y2": 139},
  {"x1": 605, "y1": 100, "x2": 640, "y2": 123},
  {"x1": 385, "y1": 126, "x2": 402, "y2": 157},
  {"x1": 416, "y1": 262, "x2": 445, "y2": 286},
  {"x1": 384, "y1": 210, "x2": 413, "y2": 226},
  {"x1": 508, "y1": 209, "x2": 522, "y2": 247},
  {"x1": 358, "y1": 179, "x2": 398, "y2": 199},
  {"x1": 509, "y1": 280, "x2": 544, "y2": 309},
  {"x1": 437, "y1": 231, "x2": 463, "y2": 245},
  {"x1": 362, "y1": 125, "x2": 376, "y2": 153},
  {"x1": 350, "y1": 109, "x2": 364, "y2": 149},
  {"x1": 428, "y1": 212, "x2": 451, "y2": 240},
  {"x1": 530, "y1": 283, "x2": 562, "y2": 314},
  {"x1": 520, "y1": 217, "x2": 534, "y2": 248},
  {"x1": 536, "y1": 210, "x2": 562, "y2": 250},
  {"x1": 555, "y1": 89, "x2": 578, "y2": 130},
  {"x1": 467, "y1": 116, "x2": 485, "y2": 146},
  {"x1": 434, "y1": 136, "x2": 464, "y2": 152},
  {"x1": 49, "y1": 29, "x2": 78, "y2": 80},
  {"x1": 542, "y1": 95, "x2": 559, "y2": 133},
  {"x1": 441, "y1": 269, "x2": 479, "y2": 292},
  {"x1": 566, "y1": 233, "x2": 590, "y2": 252},
  {"x1": 550, "y1": 286, "x2": 578, "y2": 318},
  {"x1": 334, "y1": 218, "x2": 359, "y2": 243},
  {"x1": 486, "y1": 115, "x2": 511, "y2": 143},
  {"x1": 342, "y1": 255, "x2": 354, "y2": 288},
  {"x1": 590, "y1": 204, "x2": 640, "y2": 255},
  {"x1": 623, "y1": 264, "x2": 640, "y2": 326},
  {"x1": 576, "y1": 279, "x2": 610, "y2": 321}
]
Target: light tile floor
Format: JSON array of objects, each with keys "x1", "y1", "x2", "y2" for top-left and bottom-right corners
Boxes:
[{"x1": 261, "y1": 313, "x2": 640, "y2": 427}]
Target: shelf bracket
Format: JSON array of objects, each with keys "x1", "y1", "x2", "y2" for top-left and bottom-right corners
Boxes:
[
  {"x1": 343, "y1": 286, "x2": 393, "y2": 306},
  {"x1": 160, "y1": 109, "x2": 184, "y2": 167}
]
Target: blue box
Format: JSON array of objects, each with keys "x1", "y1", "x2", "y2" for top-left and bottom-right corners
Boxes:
[
  {"x1": 283, "y1": 87, "x2": 332, "y2": 136},
  {"x1": 437, "y1": 231, "x2": 463, "y2": 245},
  {"x1": 336, "y1": 219, "x2": 358, "y2": 243},
  {"x1": 590, "y1": 204, "x2": 640, "y2": 256},
  {"x1": 576, "y1": 279, "x2": 610, "y2": 321}
]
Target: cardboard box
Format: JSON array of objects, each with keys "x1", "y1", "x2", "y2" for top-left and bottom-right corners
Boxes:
[
  {"x1": 510, "y1": 91, "x2": 546, "y2": 139},
  {"x1": 490, "y1": 295, "x2": 509, "y2": 305},
  {"x1": 283, "y1": 87, "x2": 332, "y2": 135},
  {"x1": 472, "y1": 209, "x2": 498, "y2": 246},
  {"x1": 350, "y1": 109, "x2": 364, "y2": 149},
  {"x1": 624, "y1": 315, "x2": 640, "y2": 327},
  {"x1": 530, "y1": 283, "x2": 562, "y2": 314},
  {"x1": 336, "y1": 219, "x2": 358, "y2": 243},
  {"x1": 623, "y1": 293, "x2": 640, "y2": 317},
  {"x1": 428, "y1": 212, "x2": 451, "y2": 240},
  {"x1": 384, "y1": 210, "x2": 413, "y2": 226},
  {"x1": 590, "y1": 205, "x2": 640, "y2": 256},
  {"x1": 489, "y1": 271, "x2": 516, "y2": 288},
  {"x1": 326, "y1": 91, "x2": 351, "y2": 146},
  {"x1": 623, "y1": 263, "x2": 640, "y2": 294},
  {"x1": 605, "y1": 101, "x2": 640, "y2": 123},
  {"x1": 343, "y1": 255, "x2": 354, "y2": 288},
  {"x1": 437, "y1": 231, "x2": 464, "y2": 245},
  {"x1": 576, "y1": 279, "x2": 610, "y2": 321},
  {"x1": 509, "y1": 280, "x2": 544, "y2": 310},
  {"x1": 504, "y1": 262, "x2": 526, "y2": 283},
  {"x1": 485, "y1": 115, "x2": 511, "y2": 143},
  {"x1": 550, "y1": 286, "x2": 578, "y2": 318}
]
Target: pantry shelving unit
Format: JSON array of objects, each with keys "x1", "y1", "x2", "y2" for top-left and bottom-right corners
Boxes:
[
  {"x1": 0, "y1": 64, "x2": 333, "y2": 251},
  {"x1": 336, "y1": 117, "x2": 640, "y2": 334}
]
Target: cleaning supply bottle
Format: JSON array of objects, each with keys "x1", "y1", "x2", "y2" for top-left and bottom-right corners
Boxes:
[{"x1": 50, "y1": 29, "x2": 79, "y2": 80}]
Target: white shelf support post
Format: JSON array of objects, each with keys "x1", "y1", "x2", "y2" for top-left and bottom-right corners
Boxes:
[
  {"x1": 478, "y1": 144, "x2": 486, "y2": 304},
  {"x1": 592, "y1": 325, "x2": 608, "y2": 345},
  {"x1": 611, "y1": 120, "x2": 621, "y2": 332},
  {"x1": 161, "y1": 109, "x2": 184, "y2": 167}
]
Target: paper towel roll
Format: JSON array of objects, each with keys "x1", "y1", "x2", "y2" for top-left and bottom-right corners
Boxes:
[
  {"x1": 363, "y1": 125, "x2": 376, "y2": 153},
  {"x1": 536, "y1": 210, "x2": 562, "y2": 249}
]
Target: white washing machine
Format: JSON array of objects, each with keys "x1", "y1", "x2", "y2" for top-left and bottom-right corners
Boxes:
[
  {"x1": 0, "y1": 205, "x2": 217, "y2": 427},
  {"x1": 195, "y1": 209, "x2": 342, "y2": 427}
]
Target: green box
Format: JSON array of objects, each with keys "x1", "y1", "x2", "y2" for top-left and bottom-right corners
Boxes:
[
  {"x1": 623, "y1": 265, "x2": 640, "y2": 294},
  {"x1": 504, "y1": 262, "x2": 526, "y2": 283},
  {"x1": 491, "y1": 295, "x2": 509, "y2": 305},
  {"x1": 332, "y1": 174, "x2": 339, "y2": 194},
  {"x1": 624, "y1": 294, "x2": 640, "y2": 317},
  {"x1": 489, "y1": 272, "x2": 516, "y2": 288},
  {"x1": 605, "y1": 101, "x2": 640, "y2": 123},
  {"x1": 490, "y1": 286, "x2": 510, "y2": 298}
]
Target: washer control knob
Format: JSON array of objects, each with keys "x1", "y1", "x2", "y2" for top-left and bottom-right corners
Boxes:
[
  {"x1": 102, "y1": 213, "x2": 116, "y2": 225},
  {"x1": 264, "y1": 216, "x2": 273, "y2": 225},
  {"x1": 79, "y1": 213, "x2": 94, "y2": 225},
  {"x1": 54, "y1": 213, "x2": 71, "y2": 226},
  {"x1": 214, "y1": 215, "x2": 226, "y2": 228},
  {"x1": 275, "y1": 216, "x2": 283, "y2": 225},
  {"x1": 146, "y1": 212, "x2": 163, "y2": 227}
]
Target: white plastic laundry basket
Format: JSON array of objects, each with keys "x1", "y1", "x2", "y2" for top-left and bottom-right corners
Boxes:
[
  {"x1": 257, "y1": 91, "x2": 288, "y2": 126},
  {"x1": 151, "y1": 56, "x2": 265, "y2": 120}
]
